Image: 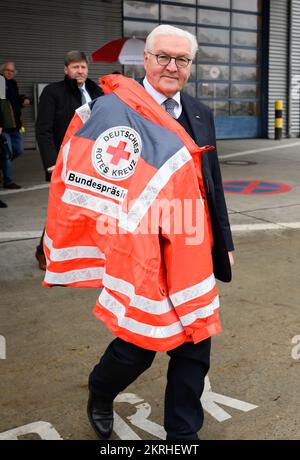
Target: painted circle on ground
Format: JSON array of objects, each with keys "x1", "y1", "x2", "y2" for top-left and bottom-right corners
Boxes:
[{"x1": 223, "y1": 180, "x2": 292, "y2": 195}]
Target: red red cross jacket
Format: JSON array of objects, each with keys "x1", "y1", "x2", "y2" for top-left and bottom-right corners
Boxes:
[{"x1": 43, "y1": 74, "x2": 221, "y2": 352}]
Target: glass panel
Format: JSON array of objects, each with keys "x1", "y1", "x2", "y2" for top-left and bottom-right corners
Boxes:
[
  {"x1": 161, "y1": 5, "x2": 196, "y2": 23},
  {"x1": 232, "y1": 0, "x2": 262, "y2": 12},
  {"x1": 198, "y1": 9, "x2": 230, "y2": 27},
  {"x1": 124, "y1": 65, "x2": 145, "y2": 80},
  {"x1": 232, "y1": 49, "x2": 260, "y2": 65},
  {"x1": 232, "y1": 31, "x2": 260, "y2": 47},
  {"x1": 124, "y1": 20, "x2": 158, "y2": 39},
  {"x1": 123, "y1": 1, "x2": 159, "y2": 20},
  {"x1": 232, "y1": 13, "x2": 261, "y2": 29},
  {"x1": 190, "y1": 64, "x2": 196, "y2": 80},
  {"x1": 163, "y1": 0, "x2": 196, "y2": 4},
  {"x1": 198, "y1": 46, "x2": 229, "y2": 63},
  {"x1": 198, "y1": 82, "x2": 229, "y2": 98},
  {"x1": 198, "y1": 64, "x2": 229, "y2": 80},
  {"x1": 231, "y1": 101, "x2": 260, "y2": 115},
  {"x1": 232, "y1": 66, "x2": 260, "y2": 81},
  {"x1": 205, "y1": 101, "x2": 229, "y2": 116},
  {"x1": 231, "y1": 84, "x2": 260, "y2": 98},
  {"x1": 200, "y1": 0, "x2": 230, "y2": 8},
  {"x1": 198, "y1": 28, "x2": 230, "y2": 45},
  {"x1": 184, "y1": 82, "x2": 196, "y2": 98},
  {"x1": 180, "y1": 25, "x2": 197, "y2": 36}
]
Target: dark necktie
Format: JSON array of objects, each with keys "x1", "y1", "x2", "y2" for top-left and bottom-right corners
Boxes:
[{"x1": 163, "y1": 98, "x2": 177, "y2": 118}]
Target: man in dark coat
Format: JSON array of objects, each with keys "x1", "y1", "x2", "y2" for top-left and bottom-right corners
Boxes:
[
  {"x1": 0, "y1": 104, "x2": 8, "y2": 207},
  {"x1": 0, "y1": 62, "x2": 31, "y2": 189},
  {"x1": 35, "y1": 50, "x2": 103, "y2": 269}
]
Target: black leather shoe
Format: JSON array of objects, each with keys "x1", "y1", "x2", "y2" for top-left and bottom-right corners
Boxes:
[
  {"x1": 87, "y1": 391, "x2": 114, "y2": 439},
  {"x1": 3, "y1": 182, "x2": 22, "y2": 189}
]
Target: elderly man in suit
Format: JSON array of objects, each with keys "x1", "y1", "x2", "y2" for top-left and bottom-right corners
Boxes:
[
  {"x1": 87, "y1": 24, "x2": 234, "y2": 441},
  {"x1": 143, "y1": 25, "x2": 234, "y2": 282}
]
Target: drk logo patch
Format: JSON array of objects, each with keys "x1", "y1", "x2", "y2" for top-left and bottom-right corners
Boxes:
[{"x1": 92, "y1": 126, "x2": 142, "y2": 181}]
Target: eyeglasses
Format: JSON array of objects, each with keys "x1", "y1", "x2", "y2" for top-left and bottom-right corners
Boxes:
[
  {"x1": 147, "y1": 52, "x2": 192, "y2": 68},
  {"x1": 4, "y1": 69, "x2": 15, "y2": 73}
]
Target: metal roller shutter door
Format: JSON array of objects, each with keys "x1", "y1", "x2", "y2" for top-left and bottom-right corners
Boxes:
[
  {"x1": 268, "y1": 0, "x2": 288, "y2": 139},
  {"x1": 0, "y1": 0, "x2": 122, "y2": 149},
  {"x1": 289, "y1": 0, "x2": 300, "y2": 137}
]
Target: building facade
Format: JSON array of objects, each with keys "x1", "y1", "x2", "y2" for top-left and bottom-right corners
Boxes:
[{"x1": 0, "y1": 0, "x2": 299, "y2": 147}]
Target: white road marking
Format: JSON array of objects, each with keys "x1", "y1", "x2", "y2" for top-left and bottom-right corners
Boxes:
[
  {"x1": 113, "y1": 412, "x2": 141, "y2": 440},
  {"x1": 0, "y1": 223, "x2": 299, "y2": 242},
  {"x1": 219, "y1": 141, "x2": 300, "y2": 159},
  {"x1": 0, "y1": 335, "x2": 6, "y2": 359},
  {"x1": 0, "y1": 184, "x2": 49, "y2": 195},
  {"x1": 128, "y1": 402, "x2": 166, "y2": 440},
  {"x1": 231, "y1": 222, "x2": 300, "y2": 232},
  {"x1": 201, "y1": 377, "x2": 258, "y2": 422},
  {"x1": 114, "y1": 393, "x2": 144, "y2": 440},
  {"x1": 113, "y1": 377, "x2": 258, "y2": 440},
  {"x1": 0, "y1": 231, "x2": 41, "y2": 240},
  {"x1": 0, "y1": 422, "x2": 63, "y2": 440}
]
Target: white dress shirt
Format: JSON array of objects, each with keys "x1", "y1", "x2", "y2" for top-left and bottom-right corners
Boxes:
[
  {"x1": 80, "y1": 83, "x2": 92, "y2": 103},
  {"x1": 143, "y1": 77, "x2": 182, "y2": 119}
]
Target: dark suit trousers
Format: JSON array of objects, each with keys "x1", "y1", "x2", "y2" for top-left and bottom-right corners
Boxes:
[{"x1": 89, "y1": 337, "x2": 211, "y2": 440}]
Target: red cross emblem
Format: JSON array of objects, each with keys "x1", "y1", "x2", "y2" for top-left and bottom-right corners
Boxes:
[{"x1": 107, "y1": 141, "x2": 131, "y2": 165}]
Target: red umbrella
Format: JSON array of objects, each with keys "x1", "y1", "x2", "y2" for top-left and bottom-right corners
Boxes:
[{"x1": 91, "y1": 37, "x2": 145, "y2": 65}]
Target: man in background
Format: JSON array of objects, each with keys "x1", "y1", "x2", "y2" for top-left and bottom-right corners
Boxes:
[
  {"x1": 0, "y1": 62, "x2": 31, "y2": 189},
  {"x1": 35, "y1": 50, "x2": 102, "y2": 270}
]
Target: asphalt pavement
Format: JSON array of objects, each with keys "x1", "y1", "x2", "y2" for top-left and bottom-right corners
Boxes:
[{"x1": 0, "y1": 138, "x2": 299, "y2": 440}]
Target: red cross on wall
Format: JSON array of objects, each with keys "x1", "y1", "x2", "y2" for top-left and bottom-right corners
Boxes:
[{"x1": 107, "y1": 141, "x2": 130, "y2": 165}]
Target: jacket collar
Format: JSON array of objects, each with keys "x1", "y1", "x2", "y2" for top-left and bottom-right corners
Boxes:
[{"x1": 100, "y1": 74, "x2": 211, "y2": 158}]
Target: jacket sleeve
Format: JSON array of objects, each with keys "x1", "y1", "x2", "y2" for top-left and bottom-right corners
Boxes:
[
  {"x1": 42, "y1": 108, "x2": 105, "y2": 289},
  {"x1": 36, "y1": 86, "x2": 59, "y2": 171},
  {"x1": 160, "y1": 149, "x2": 221, "y2": 344},
  {"x1": 209, "y1": 110, "x2": 234, "y2": 251}
]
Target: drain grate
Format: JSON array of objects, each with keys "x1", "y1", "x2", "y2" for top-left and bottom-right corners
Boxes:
[{"x1": 220, "y1": 160, "x2": 257, "y2": 166}]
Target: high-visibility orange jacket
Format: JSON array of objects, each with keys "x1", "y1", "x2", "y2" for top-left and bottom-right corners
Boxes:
[{"x1": 43, "y1": 74, "x2": 221, "y2": 352}]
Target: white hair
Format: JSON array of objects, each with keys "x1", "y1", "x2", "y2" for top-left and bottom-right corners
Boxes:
[
  {"x1": 145, "y1": 25, "x2": 198, "y2": 59},
  {"x1": 0, "y1": 62, "x2": 16, "y2": 73}
]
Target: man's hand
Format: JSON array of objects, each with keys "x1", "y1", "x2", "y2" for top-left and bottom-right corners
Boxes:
[
  {"x1": 228, "y1": 251, "x2": 234, "y2": 266},
  {"x1": 47, "y1": 165, "x2": 55, "y2": 173}
]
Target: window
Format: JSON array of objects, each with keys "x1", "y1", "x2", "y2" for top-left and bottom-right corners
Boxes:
[
  {"x1": 200, "y1": 0, "x2": 230, "y2": 8},
  {"x1": 232, "y1": 0, "x2": 262, "y2": 13},
  {"x1": 232, "y1": 31, "x2": 261, "y2": 47},
  {"x1": 198, "y1": 9, "x2": 230, "y2": 27},
  {"x1": 231, "y1": 101, "x2": 260, "y2": 116},
  {"x1": 161, "y1": 4, "x2": 196, "y2": 23},
  {"x1": 198, "y1": 64, "x2": 229, "y2": 80},
  {"x1": 123, "y1": 1, "x2": 159, "y2": 20},
  {"x1": 232, "y1": 49, "x2": 260, "y2": 65},
  {"x1": 198, "y1": 82, "x2": 229, "y2": 98},
  {"x1": 232, "y1": 66, "x2": 260, "y2": 81},
  {"x1": 231, "y1": 84, "x2": 260, "y2": 98},
  {"x1": 198, "y1": 28, "x2": 230, "y2": 45},
  {"x1": 198, "y1": 46, "x2": 230, "y2": 63},
  {"x1": 124, "y1": 20, "x2": 158, "y2": 38},
  {"x1": 232, "y1": 12, "x2": 261, "y2": 30},
  {"x1": 206, "y1": 101, "x2": 229, "y2": 116},
  {"x1": 123, "y1": 0, "x2": 262, "y2": 121}
]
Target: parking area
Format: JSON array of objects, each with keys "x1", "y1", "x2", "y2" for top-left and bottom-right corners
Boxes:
[{"x1": 0, "y1": 138, "x2": 300, "y2": 440}]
